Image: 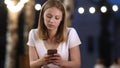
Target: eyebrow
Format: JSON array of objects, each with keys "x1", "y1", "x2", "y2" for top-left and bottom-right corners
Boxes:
[{"x1": 46, "y1": 12, "x2": 62, "y2": 16}]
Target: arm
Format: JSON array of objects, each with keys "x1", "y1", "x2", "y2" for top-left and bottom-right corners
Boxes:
[
  {"x1": 50, "y1": 28, "x2": 81, "y2": 67},
  {"x1": 51, "y1": 45, "x2": 81, "y2": 68},
  {"x1": 64, "y1": 45, "x2": 81, "y2": 68},
  {"x1": 29, "y1": 46, "x2": 42, "y2": 68},
  {"x1": 29, "y1": 46, "x2": 49, "y2": 68},
  {"x1": 64, "y1": 28, "x2": 81, "y2": 68}
]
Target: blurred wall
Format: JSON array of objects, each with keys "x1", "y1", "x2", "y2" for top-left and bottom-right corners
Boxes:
[{"x1": 72, "y1": 0, "x2": 120, "y2": 68}]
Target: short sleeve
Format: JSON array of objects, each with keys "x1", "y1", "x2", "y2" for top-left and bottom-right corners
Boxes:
[
  {"x1": 68, "y1": 28, "x2": 81, "y2": 48},
  {"x1": 27, "y1": 29, "x2": 35, "y2": 46}
]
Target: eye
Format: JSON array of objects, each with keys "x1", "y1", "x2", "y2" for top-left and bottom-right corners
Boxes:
[
  {"x1": 46, "y1": 15, "x2": 52, "y2": 18},
  {"x1": 55, "y1": 16, "x2": 60, "y2": 20}
]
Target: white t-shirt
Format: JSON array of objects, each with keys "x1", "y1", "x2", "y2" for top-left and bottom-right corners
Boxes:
[{"x1": 27, "y1": 27, "x2": 81, "y2": 68}]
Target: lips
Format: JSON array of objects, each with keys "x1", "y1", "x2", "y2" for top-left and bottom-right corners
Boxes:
[{"x1": 47, "y1": 24, "x2": 54, "y2": 27}]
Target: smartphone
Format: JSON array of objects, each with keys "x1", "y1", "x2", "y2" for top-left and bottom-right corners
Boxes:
[{"x1": 47, "y1": 49, "x2": 57, "y2": 55}]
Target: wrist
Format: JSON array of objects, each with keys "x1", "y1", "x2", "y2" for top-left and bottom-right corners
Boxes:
[
  {"x1": 38, "y1": 59, "x2": 44, "y2": 67},
  {"x1": 61, "y1": 60, "x2": 68, "y2": 67}
]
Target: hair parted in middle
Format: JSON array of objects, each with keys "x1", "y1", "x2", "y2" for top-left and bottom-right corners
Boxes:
[{"x1": 37, "y1": 0, "x2": 67, "y2": 43}]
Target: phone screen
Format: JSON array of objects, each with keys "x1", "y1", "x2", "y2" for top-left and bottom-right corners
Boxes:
[{"x1": 47, "y1": 49, "x2": 57, "y2": 55}]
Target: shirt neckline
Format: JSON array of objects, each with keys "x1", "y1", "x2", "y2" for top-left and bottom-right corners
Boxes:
[{"x1": 40, "y1": 40, "x2": 62, "y2": 51}]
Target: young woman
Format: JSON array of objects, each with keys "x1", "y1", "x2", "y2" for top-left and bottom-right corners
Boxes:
[{"x1": 27, "y1": 0, "x2": 81, "y2": 68}]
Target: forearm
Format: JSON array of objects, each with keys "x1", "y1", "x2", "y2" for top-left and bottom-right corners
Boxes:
[
  {"x1": 30, "y1": 59, "x2": 43, "y2": 68},
  {"x1": 62, "y1": 61, "x2": 80, "y2": 68}
]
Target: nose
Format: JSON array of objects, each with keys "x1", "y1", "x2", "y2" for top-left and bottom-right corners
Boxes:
[{"x1": 49, "y1": 17, "x2": 54, "y2": 23}]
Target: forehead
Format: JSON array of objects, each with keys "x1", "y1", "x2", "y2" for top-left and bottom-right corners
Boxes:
[{"x1": 44, "y1": 7, "x2": 62, "y2": 16}]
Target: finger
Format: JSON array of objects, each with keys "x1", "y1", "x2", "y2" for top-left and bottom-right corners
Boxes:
[
  {"x1": 49, "y1": 56, "x2": 60, "y2": 60},
  {"x1": 54, "y1": 54, "x2": 60, "y2": 57},
  {"x1": 45, "y1": 55, "x2": 51, "y2": 59},
  {"x1": 52, "y1": 61, "x2": 61, "y2": 66},
  {"x1": 46, "y1": 54, "x2": 50, "y2": 57},
  {"x1": 48, "y1": 59, "x2": 55, "y2": 63}
]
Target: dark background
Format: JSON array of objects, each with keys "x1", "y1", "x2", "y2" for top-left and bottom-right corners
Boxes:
[{"x1": 0, "y1": 0, "x2": 120, "y2": 68}]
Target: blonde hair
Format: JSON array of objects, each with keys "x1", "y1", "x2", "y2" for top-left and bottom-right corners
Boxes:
[{"x1": 37, "y1": 0, "x2": 67, "y2": 43}]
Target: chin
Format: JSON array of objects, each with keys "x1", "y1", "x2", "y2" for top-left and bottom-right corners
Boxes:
[{"x1": 47, "y1": 27, "x2": 55, "y2": 30}]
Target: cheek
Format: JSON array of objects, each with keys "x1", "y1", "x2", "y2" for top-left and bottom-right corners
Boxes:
[
  {"x1": 56, "y1": 20, "x2": 61, "y2": 26},
  {"x1": 43, "y1": 16, "x2": 49, "y2": 23}
]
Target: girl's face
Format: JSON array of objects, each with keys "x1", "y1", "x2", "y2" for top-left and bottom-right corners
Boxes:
[{"x1": 43, "y1": 7, "x2": 62, "y2": 31}]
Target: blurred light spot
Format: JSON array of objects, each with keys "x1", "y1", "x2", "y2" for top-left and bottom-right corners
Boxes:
[
  {"x1": 89, "y1": 7, "x2": 96, "y2": 14},
  {"x1": 4, "y1": 0, "x2": 28, "y2": 12},
  {"x1": 112, "y1": 5, "x2": 119, "y2": 12},
  {"x1": 78, "y1": 7, "x2": 84, "y2": 14},
  {"x1": 100, "y1": 6, "x2": 107, "y2": 13},
  {"x1": 35, "y1": 4, "x2": 41, "y2": 11}
]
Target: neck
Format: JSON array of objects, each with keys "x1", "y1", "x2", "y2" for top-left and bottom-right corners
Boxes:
[{"x1": 48, "y1": 29, "x2": 57, "y2": 40}]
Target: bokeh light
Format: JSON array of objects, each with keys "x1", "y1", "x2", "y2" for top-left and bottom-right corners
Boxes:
[
  {"x1": 100, "y1": 6, "x2": 107, "y2": 13},
  {"x1": 112, "y1": 5, "x2": 119, "y2": 12},
  {"x1": 89, "y1": 7, "x2": 96, "y2": 14},
  {"x1": 35, "y1": 4, "x2": 41, "y2": 11},
  {"x1": 78, "y1": 7, "x2": 85, "y2": 14}
]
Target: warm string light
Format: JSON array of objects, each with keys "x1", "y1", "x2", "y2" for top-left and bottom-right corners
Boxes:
[
  {"x1": 35, "y1": 4, "x2": 42, "y2": 11},
  {"x1": 4, "y1": 0, "x2": 29, "y2": 12},
  {"x1": 100, "y1": 6, "x2": 107, "y2": 13},
  {"x1": 5, "y1": 0, "x2": 119, "y2": 14},
  {"x1": 89, "y1": 7, "x2": 96, "y2": 14},
  {"x1": 78, "y1": 7, "x2": 84, "y2": 14},
  {"x1": 77, "y1": 5, "x2": 119, "y2": 14},
  {"x1": 112, "y1": 5, "x2": 119, "y2": 12}
]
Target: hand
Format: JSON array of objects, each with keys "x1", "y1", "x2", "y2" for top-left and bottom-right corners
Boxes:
[
  {"x1": 49, "y1": 53, "x2": 66, "y2": 67},
  {"x1": 40, "y1": 54, "x2": 51, "y2": 65}
]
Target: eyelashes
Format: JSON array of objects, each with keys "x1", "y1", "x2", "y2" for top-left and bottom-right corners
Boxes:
[{"x1": 46, "y1": 15, "x2": 61, "y2": 20}]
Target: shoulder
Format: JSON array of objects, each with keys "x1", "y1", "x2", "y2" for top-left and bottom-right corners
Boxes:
[
  {"x1": 67, "y1": 27, "x2": 75, "y2": 30},
  {"x1": 66, "y1": 27, "x2": 81, "y2": 48},
  {"x1": 29, "y1": 29, "x2": 38, "y2": 35},
  {"x1": 67, "y1": 27, "x2": 77, "y2": 34},
  {"x1": 28, "y1": 28, "x2": 38, "y2": 38},
  {"x1": 29, "y1": 29, "x2": 38, "y2": 33},
  {"x1": 67, "y1": 27, "x2": 79, "y2": 39}
]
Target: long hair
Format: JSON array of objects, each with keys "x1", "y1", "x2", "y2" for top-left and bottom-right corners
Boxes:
[{"x1": 37, "y1": 0, "x2": 67, "y2": 43}]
